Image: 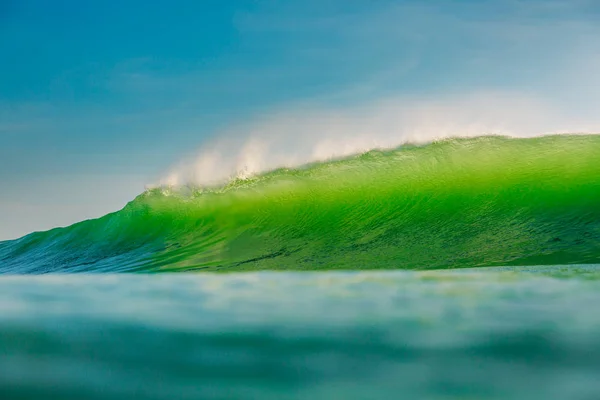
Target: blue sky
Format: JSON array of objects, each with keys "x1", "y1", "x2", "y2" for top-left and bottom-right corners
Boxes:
[{"x1": 2, "y1": 0, "x2": 600, "y2": 239}]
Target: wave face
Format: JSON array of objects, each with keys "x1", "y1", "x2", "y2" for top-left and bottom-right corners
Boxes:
[{"x1": 1, "y1": 135, "x2": 600, "y2": 274}]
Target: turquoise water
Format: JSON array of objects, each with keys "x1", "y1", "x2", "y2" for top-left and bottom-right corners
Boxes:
[
  {"x1": 2, "y1": 135, "x2": 600, "y2": 398},
  {"x1": 2, "y1": 266, "x2": 600, "y2": 399}
]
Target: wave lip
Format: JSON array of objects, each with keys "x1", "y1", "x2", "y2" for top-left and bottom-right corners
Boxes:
[{"x1": 2, "y1": 134, "x2": 600, "y2": 274}]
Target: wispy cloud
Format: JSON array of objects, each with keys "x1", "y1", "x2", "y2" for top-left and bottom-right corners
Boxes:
[{"x1": 152, "y1": 1, "x2": 600, "y2": 186}]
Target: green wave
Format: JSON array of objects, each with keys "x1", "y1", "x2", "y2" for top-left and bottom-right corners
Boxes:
[{"x1": 2, "y1": 135, "x2": 600, "y2": 273}]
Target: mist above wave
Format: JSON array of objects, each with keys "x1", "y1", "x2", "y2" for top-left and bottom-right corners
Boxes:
[{"x1": 155, "y1": 91, "x2": 600, "y2": 188}]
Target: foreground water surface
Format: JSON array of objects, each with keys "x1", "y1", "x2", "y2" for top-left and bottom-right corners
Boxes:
[{"x1": 1, "y1": 266, "x2": 600, "y2": 399}]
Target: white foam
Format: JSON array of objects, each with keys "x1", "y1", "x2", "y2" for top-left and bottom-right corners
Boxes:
[{"x1": 155, "y1": 91, "x2": 600, "y2": 187}]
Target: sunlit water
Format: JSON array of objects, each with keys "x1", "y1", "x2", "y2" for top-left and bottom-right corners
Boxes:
[{"x1": 1, "y1": 265, "x2": 600, "y2": 399}]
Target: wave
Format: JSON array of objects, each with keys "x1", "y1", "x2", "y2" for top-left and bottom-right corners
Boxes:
[{"x1": 1, "y1": 134, "x2": 600, "y2": 274}]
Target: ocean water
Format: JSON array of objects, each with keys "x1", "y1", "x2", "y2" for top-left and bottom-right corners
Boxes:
[
  {"x1": 2, "y1": 135, "x2": 599, "y2": 273},
  {"x1": 1, "y1": 135, "x2": 600, "y2": 399},
  {"x1": 2, "y1": 267, "x2": 600, "y2": 399}
]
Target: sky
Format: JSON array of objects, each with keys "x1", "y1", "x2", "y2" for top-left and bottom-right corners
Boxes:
[{"x1": 1, "y1": 0, "x2": 600, "y2": 240}]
